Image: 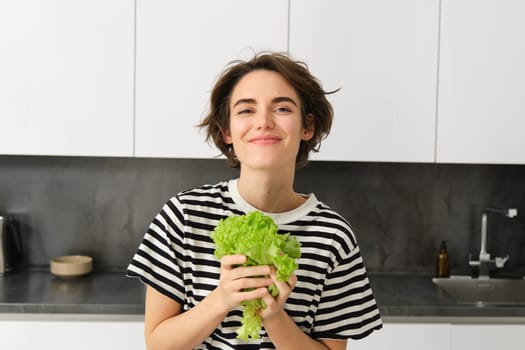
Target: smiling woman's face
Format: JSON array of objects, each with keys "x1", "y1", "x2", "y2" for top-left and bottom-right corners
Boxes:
[{"x1": 223, "y1": 69, "x2": 314, "y2": 172}]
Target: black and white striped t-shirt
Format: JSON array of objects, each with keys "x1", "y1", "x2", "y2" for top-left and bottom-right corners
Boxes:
[{"x1": 127, "y1": 179, "x2": 382, "y2": 349}]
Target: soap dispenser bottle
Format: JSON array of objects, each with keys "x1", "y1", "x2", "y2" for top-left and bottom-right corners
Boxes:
[{"x1": 436, "y1": 240, "x2": 450, "y2": 278}]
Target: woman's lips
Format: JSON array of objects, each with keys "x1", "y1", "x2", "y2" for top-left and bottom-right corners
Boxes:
[{"x1": 249, "y1": 135, "x2": 282, "y2": 145}]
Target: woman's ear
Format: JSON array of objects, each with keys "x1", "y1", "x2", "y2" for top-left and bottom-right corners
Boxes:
[
  {"x1": 223, "y1": 129, "x2": 232, "y2": 144},
  {"x1": 302, "y1": 114, "x2": 315, "y2": 141}
]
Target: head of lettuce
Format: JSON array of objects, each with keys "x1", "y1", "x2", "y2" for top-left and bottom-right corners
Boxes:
[{"x1": 211, "y1": 211, "x2": 301, "y2": 341}]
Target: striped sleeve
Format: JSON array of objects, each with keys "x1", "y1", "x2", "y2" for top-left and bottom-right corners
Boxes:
[
  {"x1": 312, "y1": 243, "x2": 382, "y2": 339},
  {"x1": 126, "y1": 197, "x2": 186, "y2": 305}
]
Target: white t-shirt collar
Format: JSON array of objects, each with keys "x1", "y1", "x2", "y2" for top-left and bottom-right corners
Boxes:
[{"x1": 228, "y1": 178, "x2": 318, "y2": 225}]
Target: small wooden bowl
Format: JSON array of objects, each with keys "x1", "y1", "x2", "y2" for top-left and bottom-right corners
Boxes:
[{"x1": 50, "y1": 255, "x2": 93, "y2": 278}]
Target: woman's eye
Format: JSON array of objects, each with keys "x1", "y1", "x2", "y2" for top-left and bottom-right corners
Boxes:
[
  {"x1": 275, "y1": 106, "x2": 291, "y2": 113},
  {"x1": 237, "y1": 109, "x2": 252, "y2": 115}
]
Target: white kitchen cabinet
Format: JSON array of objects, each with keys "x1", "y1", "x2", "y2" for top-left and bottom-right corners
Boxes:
[
  {"x1": 289, "y1": 0, "x2": 440, "y2": 162},
  {"x1": 0, "y1": 0, "x2": 134, "y2": 157},
  {"x1": 134, "y1": 0, "x2": 288, "y2": 158},
  {"x1": 437, "y1": 0, "x2": 525, "y2": 164},
  {"x1": 348, "y1": 323, "x2": 451, "y2": 350},
  {"x1": 0, "y1": 315, "x2": 145, "y2": 350},
  {"x1": 450, "y1": 324, "x2": 525, "y2": 349}
]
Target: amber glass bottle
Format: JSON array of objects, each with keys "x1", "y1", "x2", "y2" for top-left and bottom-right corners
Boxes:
[{"x1": 435, "y1": 240, "x2": 450, "y2": 278}]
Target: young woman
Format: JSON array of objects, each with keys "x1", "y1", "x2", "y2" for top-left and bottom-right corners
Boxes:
[{"x1": 127, "y1": 52, "x2": 382, "y2": 349}]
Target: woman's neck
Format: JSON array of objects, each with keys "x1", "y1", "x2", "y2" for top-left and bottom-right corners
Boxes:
[{"x1": 237, "y1": 168, "x2": 304, "y2": 213}]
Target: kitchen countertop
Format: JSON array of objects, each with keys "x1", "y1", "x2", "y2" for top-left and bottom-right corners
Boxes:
[
  {"x1": 2, "y1": 271, "x2": 525, "y2": 322},
  {"x1": 0, "y1": 270, "x2": 144, "y2": 315},
  {"x1": 368, "y1": 274, "x2": 525, "y2": 321}
]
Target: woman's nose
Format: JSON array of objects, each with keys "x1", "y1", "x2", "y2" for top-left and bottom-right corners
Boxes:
[{"x1": 255, "y1": 109, "x2": 275, "y2": 129}]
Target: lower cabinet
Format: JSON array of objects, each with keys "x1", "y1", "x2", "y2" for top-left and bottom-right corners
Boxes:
[
  {"x1": 2, "y1": 316, "x2": 524, "y2": 349},
  {"x1": 0, "y1": 315, "x2": 145, "y2": 350},
  {"x1": 450, "y1": 324, "x2": 525, "y2": 349},
  {"x1": 348, "y1": 323, "x2": 450, "y2": 350},
  {"x1": 348, "y1": 322, "x2": 525, "y2": 350}
]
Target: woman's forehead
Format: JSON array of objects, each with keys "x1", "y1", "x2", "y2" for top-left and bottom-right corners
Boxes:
[{"x1": 229, "y1": 70, "x2": 300, "y2": 107}]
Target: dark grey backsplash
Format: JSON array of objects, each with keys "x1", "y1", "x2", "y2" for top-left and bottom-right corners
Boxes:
[{"x1": 1, "y1": 156, "x2": 524, "y2": 276}]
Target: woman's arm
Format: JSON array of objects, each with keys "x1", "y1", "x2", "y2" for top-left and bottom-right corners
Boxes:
[
  {"x1": 144, "y1": 255, "x2": 274, "y2": 350},
  {"x1": 144, "y1": 285, "x2": 224, "y2": 350},
  {"x1": 260, "y1": 268, "x2": 347, "y2": 350},
  {"x1": 262, "y1": 309, "x2": 347, "y2": 350}
]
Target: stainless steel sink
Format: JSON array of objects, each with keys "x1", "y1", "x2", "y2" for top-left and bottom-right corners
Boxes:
[{"x1": 432, "y1": 276, "x2": 525, "y2": 305}]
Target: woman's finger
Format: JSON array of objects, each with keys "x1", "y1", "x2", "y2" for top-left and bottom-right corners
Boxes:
[
  {"x1": 268, "y1": 266, "x2": 293, "y2": 292},
  {"x1": 220, "y1": 254, "x2": 246, "y2": 269},
  {"x1": 230, "y1": 276, "x2": 274, "y2": 292},
  {"x1": 220, "y1": 256, "x2": 271, "y2": 279},
  {"x1": 287, "y1": 274, "x2": 298, "y2": 289},
  {"x1": 236, "y1": 287, "x2": 270, "y2": 303},
  {"x1": 229, "y1": 265, "x2": 271, "y2": 280}
]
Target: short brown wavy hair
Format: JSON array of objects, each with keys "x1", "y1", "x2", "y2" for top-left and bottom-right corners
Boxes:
[{"x1": 198, "y1": 52, "x2": 336, "y2": 169}]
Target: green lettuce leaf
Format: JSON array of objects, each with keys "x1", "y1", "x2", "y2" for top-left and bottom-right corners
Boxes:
[{"x1": 211, "y1": 211, "x2": 301, "y2": 340}]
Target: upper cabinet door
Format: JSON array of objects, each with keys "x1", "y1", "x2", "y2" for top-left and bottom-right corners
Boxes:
[
  {"x1": 437, "y1": 0, "x2": 525, "y2": 164},
  {"x1": 134, "y1": 0, "x2": 288, "y2": 158},
  {"x1": 289, "y1": 0, "x2": 440, "y2": 162},
  {"x1": 0, "y1": 1, "x2": 134, "y2": 157}
]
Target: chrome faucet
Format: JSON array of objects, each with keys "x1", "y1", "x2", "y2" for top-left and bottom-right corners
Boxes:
[{"x1": 469, "y1": 208, "x2": 518, "y2": 279}]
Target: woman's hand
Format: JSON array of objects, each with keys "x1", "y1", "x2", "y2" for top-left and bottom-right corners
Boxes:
[
  {"x1": 215, "y1": 254, "x2": 274, "y2": 314},
  {"x1": 258, "y1": 265, "x2": 297, "y2": 320}
]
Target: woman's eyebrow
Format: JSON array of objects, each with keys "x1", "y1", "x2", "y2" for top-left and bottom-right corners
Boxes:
[
  {"x1": 231, "y1": 96, "x2": 298, "y2": 108},
  {"x1": 273, "y1": 96, "x2": 298, "y2": 106},
  {"x1": 232, "y1": 98, "x2": 256, "y2": 108}
]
